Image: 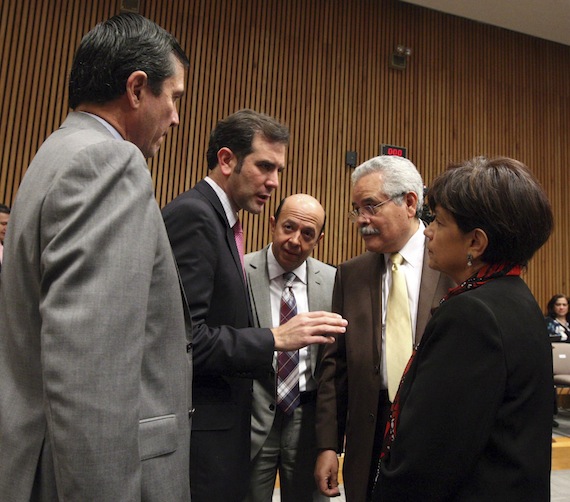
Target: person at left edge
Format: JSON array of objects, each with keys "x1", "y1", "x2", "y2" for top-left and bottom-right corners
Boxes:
[
  {"x1": 0, "y1": 204, "x2": 9, "y2": 273},
  {"x1": 162, "y1": 109, "x2": 348, "y2": 502},
  {"x1": 0, "y1": 13, "x2": 192, "y2": 501}
]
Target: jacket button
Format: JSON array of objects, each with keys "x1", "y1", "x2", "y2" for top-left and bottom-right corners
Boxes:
[
  {"x1": 269, "y1": 404, "x2": 275, "y2": 411},
  {"x1": 369, "y1": 413, "x2": 375, "y2": 422},
  {"x1": 188, "y1": 408, "x2": 196, "y2": 418},
  {"x1": 186, "y1": 343, "x2": 193, "y2": 352}
]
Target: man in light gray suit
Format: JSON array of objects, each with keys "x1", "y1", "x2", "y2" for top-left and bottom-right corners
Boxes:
[
  {"x1": 0, "y1": 14, "x2": 192, "y2": 501},
  {"x1": 244, "y1": 194, "x2": 334, "y2": 502}
]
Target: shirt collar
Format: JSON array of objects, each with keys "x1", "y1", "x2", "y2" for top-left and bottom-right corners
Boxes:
[
  {"x1": 79, "y1": 112, "x2": 123, "y2": 141},
  {"x1": 384, "y1": 220, "x2": 425, "y2": 268},
  {"x1": 267, "y1": 245, "x2": 308, "y2": 284},
  {"x1": 204, "y1": 176, "x2": 238, "y2": 228}
]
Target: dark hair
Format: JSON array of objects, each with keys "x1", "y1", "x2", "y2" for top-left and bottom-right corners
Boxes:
[
  {"x1": 546, "y1": 294, "x2": 570, "y2": 320},
  {"x1": 274, "y1": 196, "x2": 326, "y2": 235},
  {"x1": 69, "y1": 13, "x2": 189, "y2": 109},
  {"x1": 206, "y1": 109, "x2": 289, "y2": 170},
  {"x1": 0, "y1": 204, "x2": 10, "y2": 215},
  {"x1": 427, "y1": 156, "x2": 553, "y2": 266}
]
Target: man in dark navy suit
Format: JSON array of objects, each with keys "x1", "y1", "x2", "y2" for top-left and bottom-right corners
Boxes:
[{"x1": 163, "y1": 109, "x2": 347, "y2": 502}]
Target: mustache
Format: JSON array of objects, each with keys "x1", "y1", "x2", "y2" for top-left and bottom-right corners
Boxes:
[{"x1": 360, "y1": 226, "x2": 380, "y2": 236}]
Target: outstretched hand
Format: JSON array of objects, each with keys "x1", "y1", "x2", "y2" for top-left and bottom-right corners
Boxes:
[{"x1": 271, "y1": 311, "x2": 347, "y2": 351}]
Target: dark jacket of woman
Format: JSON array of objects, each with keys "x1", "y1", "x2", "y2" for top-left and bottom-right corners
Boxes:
[{"x1": 377, "y1": 276, "x2": 552, "y2": 501}]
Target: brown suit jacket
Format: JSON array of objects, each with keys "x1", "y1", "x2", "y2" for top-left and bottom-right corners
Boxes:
[{"x1": 316, "y1": 244, "x2": 454, "y2": 501}]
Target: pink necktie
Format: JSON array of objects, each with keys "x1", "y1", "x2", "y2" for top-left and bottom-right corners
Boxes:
[{"x1": 233, "y1": 219, "x2": 245, "y2": 274}]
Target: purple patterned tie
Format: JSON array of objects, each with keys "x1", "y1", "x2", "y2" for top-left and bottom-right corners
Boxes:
[
  {"x1": 233, "y1": 219, "x2": 245, "y2": 275},
  {"x1": 277, "y1": 272, "x2": 300, "y2": 414}
]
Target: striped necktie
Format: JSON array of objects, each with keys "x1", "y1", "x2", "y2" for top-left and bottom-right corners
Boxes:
[{"x1": 276, "y1": 272, "x2": 300, "y2": 414}]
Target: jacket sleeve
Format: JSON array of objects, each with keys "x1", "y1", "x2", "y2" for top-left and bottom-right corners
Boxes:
[
  {"x1": 316, "y1": 266, "x2": 348, "y2": 452},
  {"x1": 162, "y1": 195, "x2": 274, "y2": 376}
]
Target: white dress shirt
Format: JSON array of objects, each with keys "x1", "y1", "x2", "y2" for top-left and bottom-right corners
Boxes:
[{"x1": 267, "y1": 245, "x2": 315, "y2": 392}]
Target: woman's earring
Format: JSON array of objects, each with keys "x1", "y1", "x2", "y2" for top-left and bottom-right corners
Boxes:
[{"x1": 467, "y1": 253, "x2": 473, "y2": 267}]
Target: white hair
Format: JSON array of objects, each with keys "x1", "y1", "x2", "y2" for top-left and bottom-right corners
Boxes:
[{"x1": 351, "y1": 155, "x2": 424, "y2": 217}]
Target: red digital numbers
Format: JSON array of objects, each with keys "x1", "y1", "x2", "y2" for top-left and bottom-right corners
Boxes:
[{"x1": 387, "y1": 148, "x2": 403, "y2": 156}]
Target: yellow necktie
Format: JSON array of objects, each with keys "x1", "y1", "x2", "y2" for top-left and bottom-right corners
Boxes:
[{"x1": 386, "y1": 252, "x2": 413, "y2": 401}]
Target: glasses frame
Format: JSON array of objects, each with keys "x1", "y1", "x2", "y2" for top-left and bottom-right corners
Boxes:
[{"x1": 347, "y1": 192, "x2": 406, "y2": 222}]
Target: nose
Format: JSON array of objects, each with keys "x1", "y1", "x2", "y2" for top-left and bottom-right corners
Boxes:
[
  {"x1": 290, "y1": 231, "x2": 301, "y2": 246},
  {"x1": 171, "y1": 109, "x2": 180, "y2": 127},
  {"x1": 266, "y1": 170, "x2": 279, "y2": 190},
  {"x1": 357, "y1": 212, "x2": 370, "y2": 225},
  {"x1": 424, "y1": 222, "x2": 433, "y2": 239}
]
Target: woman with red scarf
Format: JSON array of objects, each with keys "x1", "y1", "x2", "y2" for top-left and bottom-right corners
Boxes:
[{"x1": 372, "y1": 157, "x2": 554, "y2": 501}]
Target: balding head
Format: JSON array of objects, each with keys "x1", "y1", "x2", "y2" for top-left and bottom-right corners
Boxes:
[{"x1": 271, "y1": 194, "x2": 325, "y2": 272}]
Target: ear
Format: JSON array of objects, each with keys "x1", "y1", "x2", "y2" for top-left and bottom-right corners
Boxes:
[
  {"x1": 468, "y1": 228, "x2": 489, "y2": 260},
  {"x1": 315, "y1": 232, "x2": 325, "y2": 245},
  {"x1": 269, "y1": 215, "x2": 276, "y2": 233},
  {"x1": 125, "y1": 71, "x2": 148, "y2": 109},
  {"x1": 404, "y1": 191, "x2": 419, "y2": 218},
  {"x1": 217, "y1": 147, "x2": 237, "y2": 176}
]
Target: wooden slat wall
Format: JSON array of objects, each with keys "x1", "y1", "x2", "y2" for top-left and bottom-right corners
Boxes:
[{"x1": 1, "y1": 0, "x2": 570, "y2": 309}]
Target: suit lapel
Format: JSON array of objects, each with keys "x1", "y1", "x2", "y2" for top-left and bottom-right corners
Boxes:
[
  {"x1": 195, "y1": 181, "x2": 252, "y2": 324},
  {"x1": 369, "y1": 253, "x2": 385, "y2": 360},
  {"x1": 195, "y1": 180, "x2": 247, "y2": 290},
  {"x1": 307, "y1": 258, "x2": 326, "y2": 373},
  {"x1": 246, "y1": 247, "x2": 273, "y2": 328},
  {"x1": 416, "y1": 238, "x2": 447, "y2": 343}
]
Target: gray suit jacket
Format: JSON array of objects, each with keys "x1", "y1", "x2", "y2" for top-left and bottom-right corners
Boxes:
[
  {"x1": 0, "y1": 113, "x2": 192, "y2": 501},
  {"x1": 245, "y1": 245, "x2": 336, "y2": 458}
]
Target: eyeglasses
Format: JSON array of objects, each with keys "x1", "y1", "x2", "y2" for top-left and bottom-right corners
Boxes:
[{"x1": 348, "y1": 198, "x2": 395, "y2": 222}]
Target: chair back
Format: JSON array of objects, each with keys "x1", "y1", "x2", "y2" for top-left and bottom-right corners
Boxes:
[{"x1": 552, "y1": 343, "x2": 570, "y2": 376}]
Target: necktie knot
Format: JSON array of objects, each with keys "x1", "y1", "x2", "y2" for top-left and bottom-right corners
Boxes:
[
  {"x1": 283, "y1": 271, "x2": 295, "y2": 288},
  {"x1": 233, "y1": 219, "x2": 243, "y2": 238},
  {"x1": 390, "y1": 252, "x2": 404, "y2": 268}
]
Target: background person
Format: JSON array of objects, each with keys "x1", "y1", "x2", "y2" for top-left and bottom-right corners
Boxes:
[
  {"x1": 0, "y1": 204, "x2": 9, "y2": 272},
  {"x1": 0, "y1": 14, "x2": 193, "y2": 500},
  {"x1": 314, "y1": 155, "x2": 453, "y2": 501},
  {"x1": 373, "y1": 156, "x2": 553, "y2": 501},
  {"x1": 244, "y1": 194, "x2": 334, "y2": 502},
  {"x1": 162, "y1": 110, "x2": 347, "y2": 502},
  {"x1": 545, "y1": 294, "x2": 570, "y2": 341}
]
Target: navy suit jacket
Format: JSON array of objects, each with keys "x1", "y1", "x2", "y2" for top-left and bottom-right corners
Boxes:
[{"x1": 163, "y1": 179, "x2": 275, "y2": 502}]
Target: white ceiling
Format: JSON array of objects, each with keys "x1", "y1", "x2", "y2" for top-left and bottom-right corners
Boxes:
[{"x1": 400, "y1": 0, "x2": 570, "y2": 47}]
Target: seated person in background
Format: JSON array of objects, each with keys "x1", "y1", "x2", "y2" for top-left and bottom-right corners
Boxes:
[{"x1": 545, "y1": 294, "x2": 570, "y2": 341}]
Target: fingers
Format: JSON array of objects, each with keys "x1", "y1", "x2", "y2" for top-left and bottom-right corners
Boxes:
[
  {"x1": 315, "y1": 451, "x2": 340, "y2": 497},
  {"x1": 298, "y1": 311, "x2": 347, "y2": 324},
  {"x1": 271, "y1": 311, "x2": 348, "y2": 350},
  {"x1": 290, "y1": 311, "x2": 348, "y2": 330}
]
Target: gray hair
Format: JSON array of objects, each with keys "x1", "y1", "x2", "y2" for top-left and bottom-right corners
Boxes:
[{"x1": 351, "y1": 155, "x2": 424, "y2": 217}]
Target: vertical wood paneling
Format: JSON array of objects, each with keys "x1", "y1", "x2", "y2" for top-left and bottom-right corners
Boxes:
[{"x1": 1, "y1": 0, "x2": 570, "y2": 309}]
